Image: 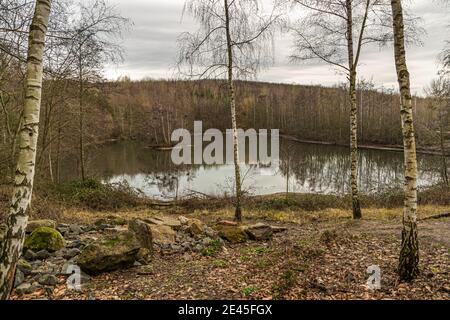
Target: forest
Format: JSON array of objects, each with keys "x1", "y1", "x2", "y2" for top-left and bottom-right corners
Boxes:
[{"x1": 0, "y1": 0, "x2": 449, "y2": 304}]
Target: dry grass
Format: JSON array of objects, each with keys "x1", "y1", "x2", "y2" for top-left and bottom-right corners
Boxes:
[{"x1": 60, "y1": 204, "x2": 450, "y2": 226}]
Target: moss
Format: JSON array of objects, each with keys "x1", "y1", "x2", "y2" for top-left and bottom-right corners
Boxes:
[
  {"x1": 216, "y1": 225, "x2": 248, "y2": 243},
  {"x1": 17, "y1": 259, "x2": 32, "y2": 273},
  {"x1": 23, "y1": 226, "x2": 65, "y2": 252}
]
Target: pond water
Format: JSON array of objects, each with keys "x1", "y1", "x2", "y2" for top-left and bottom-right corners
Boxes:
[{"x1": 59, "y1": 140, "x2": 444, "y2": 200}]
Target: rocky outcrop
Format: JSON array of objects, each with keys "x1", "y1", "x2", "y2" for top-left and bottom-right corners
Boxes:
[
  {"x1": 216, "y1": 225, "x2": 248, "y2": 243},
  {"x1": 78, "y1": 231, "x2": 141, "y2": 275},
  {"x1": 244, "y1": 223, "x2": 273, "y2": 241},
  {"x1": 129, "y1": 219, "x2": 153, "y2": 251},
  {"x1": 144, "y1": 215, "x2": 182, "y2": 230},
  {"x1": 149, "y1": 224, "x2": 176, "y2": 245}
]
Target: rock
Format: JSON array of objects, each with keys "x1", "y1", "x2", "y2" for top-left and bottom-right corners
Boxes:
[
  {"x1": 14, "y1": 269, "x2": 24, "y2": 288},
  {"x1": 133, "y1": 261, "x2": 142, "y2": 267},
  {"x1": 26, "y1": 220, "x2": 56, "y2": 233},
  {"x1": 64, "y1": 248, "x2": 81, "y2": 259},
  {"x1": 67, "y1": 240, "x2": 84, "y2": 249},
  {"x1": 128, "y1": 219, "x2": 153, "y2": 250},
  {"x1": 244, "y1": 223, "x2": 273, "y2": 241},
  {"x1": 193, "y1": 244, "x2": 203, "y2": 252},
  {"x1": 95, "y1": 223, "x2": 113, "y2": 231},
  {"x1": 77, "y1": 231, "x2": 141, "y2": 275},
  {"x1": 38, "y1": 274, "x2": 58, "y2": 286},
  {"x1": 187, "y1": 219, "x2": 204, "y2": 236},
  {"x1": 15, "y1": 283, "x2": 32, "y2": 295},
  {"x1": 144, "y1": 215, "x2": 182, "y2": 230},
  {"x1": 204, "y1": 226, "x2": 218, "y2": 238},
  {"x1": 17, "y1": 259, "x2": 32, "y2": 275},
  {"x1": 23, "y1": 249, "x2": 37, "y2": 261},
  {"x1": 202, "y1": 237, "x2": 213, "y2": 246},
  {"x1": 217, "y1": 225, "x2": 248, "y2": 243},
  {"x1": 136, "y1": 247, "x2": 151, "y2": 264},
  {"x1": 35, "y1": 249, "x2": 51, "y2": 260},
  {"x1": 69, "y1": 224, "x2": 83, "y2": 235},
  {"x1": 94, "y1": 217, "x2": 127, "y2": 227},
  {"x1": 0, "y1": 223, "x2": 7, "y2": 242},
  {"x1": 148, "y1": 224, "x2": 176, "y2": 245},
  {"x1": 181, "y1": 242, "x2": 191, "y2": 250},
  {"x1": 23, "y1": 227, "x2": 65, "y2": 252},
  {"x1": 103, "y1": 226, "x2": 128, "y2": 234},
  {"x1": 178, "y1": 216, "x2": 190, "y2": 225},
  {"x1": 170, "y1": 244, "x2": 182, "y2": 252}
]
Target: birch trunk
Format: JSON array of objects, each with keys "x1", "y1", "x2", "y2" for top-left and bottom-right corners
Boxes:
[
  {"x1": 0, "y1": 0, "x2": 52, "y2": 299},
  {"x1": 224, "y1": 0, "x2": 242, "y2": 221},
  {"x1": 391, "y1": 0, "x2": 419, "y2": 281},
  {"x1": 346, "y1": 0, "x2": 362, "y2": 219}
]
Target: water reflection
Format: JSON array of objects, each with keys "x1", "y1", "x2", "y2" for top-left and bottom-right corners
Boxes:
[{"x1": 59, "y1": 140, "x2": 443, "y2": 200}]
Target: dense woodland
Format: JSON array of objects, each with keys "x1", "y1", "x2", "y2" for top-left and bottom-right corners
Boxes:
[{"x1": 1, "y1": 78, "x2": 448, "y2": 182}]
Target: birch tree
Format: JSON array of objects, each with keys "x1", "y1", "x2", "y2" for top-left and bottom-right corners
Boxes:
[
  {"x1": 0, "y1": 0, "x2": 52, "y2": 300},
  {"x1": 177, "y1": 0, "x2": 282, "y2": 221},
  {"x1": 390, "y1": 0, "x2": 419, "y2": 281},
  {"x1": 290, "y1": 0, "x2": 394, "y2": 219}
]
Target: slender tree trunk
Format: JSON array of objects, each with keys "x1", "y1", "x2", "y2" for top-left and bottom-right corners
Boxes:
[
  {"x1": 0, "y1": 0, "x2": 52, "y2": 300},
  {"x1": 346, "y1": 0, "x2": 362, "y2": 219},
  {"x1": 78, "y1": 54, "x2": 85, "y2": 180},
  {"x1": 438, "y1": 107, "x2": 449, "y2": 185},
  {"x1": 391, "y1": 0, "x2": 419, "y2": 281},
  {"x1": 224, "y1": 0, "x2": 242, "y2": 222}
]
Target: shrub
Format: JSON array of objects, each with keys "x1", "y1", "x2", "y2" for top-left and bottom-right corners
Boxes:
[{"x1": 51, "y1": 178, "x2": 142, "y2": 210}]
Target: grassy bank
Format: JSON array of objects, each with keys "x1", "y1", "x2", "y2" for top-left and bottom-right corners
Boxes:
[{"x1": 1, "y1": 178, "x2": 449, "y2": 224}]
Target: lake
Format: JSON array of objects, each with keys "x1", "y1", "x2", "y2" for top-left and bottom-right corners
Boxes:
[{"x1": 59, "y1": 140, "x2": 444, "y2": 200}]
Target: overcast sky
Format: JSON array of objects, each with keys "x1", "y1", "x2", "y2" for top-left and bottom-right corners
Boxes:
[{"x1": 104, "y1": 0, "x2": 449, "y2": 94}]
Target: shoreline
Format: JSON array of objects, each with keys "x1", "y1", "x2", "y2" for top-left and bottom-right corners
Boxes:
[{"x1": 280, "y1": 134, "x2": 449, "y2": 156}]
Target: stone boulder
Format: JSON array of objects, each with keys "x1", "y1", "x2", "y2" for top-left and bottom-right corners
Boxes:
[
  {"x1": 187, "y1": 218, "x2": 204, "y2": 236},
  {"x1": 128, "y1": 219, "x2": 153, "y2": 251},
  {"x1": 23, "y1": 227, "x2": 65, "y2": 252},
  {"x1": 149, "y1": 224, "x2": 176, "y2": 245},
  {"x1": 77, "y1": 231, "x2": 141, "y2": 275},
  {"x1": 216, "y1": 225, "x2": 248, "y2": 243},
  {"x1": 26, "y1": 220, "x2": 56, "y2": 233},
  {"x1": 244, "y1": 223, "x2": 273, "y2": 241},
  {"x1": 144, "y1": 215, "x2": 181, "y2": 230}
]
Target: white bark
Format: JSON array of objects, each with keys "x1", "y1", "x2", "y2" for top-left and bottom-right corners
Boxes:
[
  {"x1": 0, "y1": 0, "x2": 52, "y2": 299},
  {"x1": 391, "y1": 0, "x2": 419, "y2": 281}
]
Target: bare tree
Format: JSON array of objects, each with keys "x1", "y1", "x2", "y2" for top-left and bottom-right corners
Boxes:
[
  {"x1": 177, "y1": 0, "x2": 283, "y2": 221},
  {"x1": 290, "y1": 0, "x2": 396, "y2": 219},
  {"x1": 0, "y1": 0, "x2": 52, "y2": 300},
  {"x1": 63, "y1": 0, "x2": 130, "y2": 180},
  {"x1": 391, "y1": 0, "x2": 419, "y2": 281},
  {"x1": 425, "y1": 76, "x2": 450, "y2": 186}
]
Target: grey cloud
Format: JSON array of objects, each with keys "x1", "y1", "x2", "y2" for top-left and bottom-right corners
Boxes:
[{"x1": 105, "y1": 0, "x2": 449, "y2": 93}]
